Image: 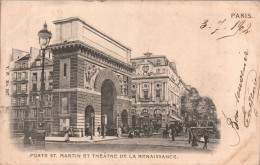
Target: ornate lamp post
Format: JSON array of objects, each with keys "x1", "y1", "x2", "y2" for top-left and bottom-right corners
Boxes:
[
  {"x1": 37, "y1": 23, "x2": 52, "y2": 128},
  {"x1": 35, "y1": 95, "x2": 40, "y2": 128},
  {"x1": 90, "y1": 113, "x2": 94, "y2": 140}
]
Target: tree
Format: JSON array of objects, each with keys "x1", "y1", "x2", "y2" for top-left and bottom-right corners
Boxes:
[
  {"x1": 181, "y1": 88, "x2": 217, "y2": 125},
  {"x1": 181, "y1": 87, "x2": 200, "y2": 123}
]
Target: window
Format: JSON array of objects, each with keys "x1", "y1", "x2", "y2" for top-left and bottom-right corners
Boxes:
[
  {"x1": 144, "y1": 90, "x2": 149, "y2": 98},
  {"x1": 64, "y1": 63, "x2": 67, "y2": 77},
  {"x1": 12, "y1": 72, "x2": 17, "y2": 80},
  {"x1": 21, "y1": 84, "x2": 27, "y2": 91},
  {"x1": 156, "y1": 59, "x2": 161, "y2": 65},
  {"x1": 17, "y1": 84, "x2": 21, "y2": 93},
  {"x1": 20, "y1": 97, "x2": 25, "y2": 105},
  {"x1": 132, "y1": 90, "x2": 136, "y2": 98},
  {"x1": 60, "y1": 119, "x2": 70, "y2": 131},
  {"x1": 17, "y1": 72, "x2": 21, "y2": 80},
  {"x1": 21, "y1": 72, "x2": 27, "y2": 80},
  {"x1": 12, "y1": 98, "x2": 17, "y2": 106},
  {"x1": 36, "y1": 60, "x2": 41, "y2": 66},
  {"x1": 30, "y1": 95, "x2": 34, "y2": 104},
  {"x1": 49, "y1": 71, "x2": 53, "y2": 80},
  {"x1": 22, "y1": 63, "x2": 27, "y2": 68},
  {"x1": 33, "y1": 84, "x2": 37, "y2": 91},
  {"x1": 17, "y1": 97, "x2": 21, "y2": 106},
  {"x1": 61, "y1": 97, "x2": 68, "y2": 113},
  {"x1": 32, "y1": 73, "x2": 37, "y2": 82},
  {"x1": 31, "y1": 109, "x2": 37, "y2": 118},
  {"x1": 44, "y1": 108, "x2": 52, "y2": 117},
  {"x1": 13, "y1": 85, "x2": 17, "y2": 93},
  {"x1": 142, "y1": 65, "x2": 149, "y2": 73},
  {"x1": 156, "y1": 90, "x2": 160, "y2": 98}
]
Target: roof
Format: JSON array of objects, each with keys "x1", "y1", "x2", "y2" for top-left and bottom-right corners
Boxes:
[
  {"x1": 169, "y1": 62, "x2": 178, "y2": 75},
  {"x1": 31, "y1": 55, "x2": 53, "y2": 68},
  {"x1": 131, "y1": 55, "x2": 167, "y2": 60},
  {"x1": 53, "y1": 16, "x2": 131, "y2": 51},
  {"x1": 17, "y1": 54, "x2": 30, "y2": 61}
]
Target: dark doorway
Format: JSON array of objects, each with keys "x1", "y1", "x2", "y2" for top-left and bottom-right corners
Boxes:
[
  {"x1": 101, "y1": 79, "x2": 116, "y2": 132},
  {"x1": 85, "y1": 105, "x2": 95, "y2": 136},
  {"x1": 121, "y1": 110, "x2": 128, "y2": 130},
  {"x1": 132, "y1": 115, "x2": 136, "y2": 129}
]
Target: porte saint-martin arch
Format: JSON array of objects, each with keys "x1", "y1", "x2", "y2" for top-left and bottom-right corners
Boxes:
[{"x1": 49, "y1": 17, "x2": 133, "y2": 136}]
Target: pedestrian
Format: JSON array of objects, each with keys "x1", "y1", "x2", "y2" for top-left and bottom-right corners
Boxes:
[
  {"x1": 188, "y1": 129, "x2": 192, "y2": 144},
  {"x1": 128, "y1": 129, "x2": 134, "y2": 139},
  {"x1": 117, "y1": 127, "x2": 122, "y2": 138},
  {"x1": 68, "y1": 127, "x2": 73, "y2": 137},
  {"x1": 97, "y1": 126, "x2": 101, "y2": 137},
  {"x1": 171, "y1": 128, "x2": 175, "y2": 141},
  {"x1": 191, "y1": 132, "x2": 198, "y2": 147},
  {"x1": 65, "y1": 128, "x2": 70, "y2": 142},
  {"x1": 203, "y1": 132, "x2": 209, "y2": 149}
]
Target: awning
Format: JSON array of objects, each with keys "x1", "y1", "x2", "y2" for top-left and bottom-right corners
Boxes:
[{"x1": 168, "y1": 115, "x2": 182, "y2": 122}]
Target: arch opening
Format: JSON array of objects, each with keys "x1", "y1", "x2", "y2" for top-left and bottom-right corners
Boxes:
[
  {"x1": 85, "y1": 105, "x2": 95, "y2": 136},
  {"x1": 101, "y1": 79, "x2": 117, "y2": 135}
]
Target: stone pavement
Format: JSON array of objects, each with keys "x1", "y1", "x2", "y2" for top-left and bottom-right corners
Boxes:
[
  {"x1": 45, "y1": 136, "x2": 118, "y2": 142},
  {"x1": 97, "y1": 136, "x2": 219, "y2": 149}
]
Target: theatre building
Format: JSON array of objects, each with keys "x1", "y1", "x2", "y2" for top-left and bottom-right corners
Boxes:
[
  {"x1": 131, "y1": 53, "x2": 189, "y2": 132},
  {"x1": 49, "y1": 17, "x2": 133, "y2": 136}
]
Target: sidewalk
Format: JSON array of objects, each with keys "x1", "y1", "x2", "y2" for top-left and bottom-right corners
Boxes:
[{"x1": 45, "y1": 136, "x2": 119, "y2": 142}]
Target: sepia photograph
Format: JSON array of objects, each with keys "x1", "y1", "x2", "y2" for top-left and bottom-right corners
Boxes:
[{"x1": 0, "y1": 1, "x2": 259, "y2": 165}]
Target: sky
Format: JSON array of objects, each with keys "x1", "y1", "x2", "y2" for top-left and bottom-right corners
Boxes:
[{"x1": 0, "y1": 1, "x2": 260, "y2": 161}]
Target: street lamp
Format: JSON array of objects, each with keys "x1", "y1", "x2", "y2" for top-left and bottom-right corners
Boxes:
[
  {"x1": 35, "y1": 95, "x2": 40, "y2": 128},
  {"x1": 37, "y1": 22, "x2": 52, "y2": 128},
  {"x1": 90, "y1": 113, "x2": 94, "y2": 140},
  {"x1": 117, "y1": 113, "x2": 120, "y2": 129}
]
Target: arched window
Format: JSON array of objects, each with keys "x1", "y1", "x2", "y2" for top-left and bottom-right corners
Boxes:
[
  {"x1": 156, "y1": 59, "x2": 161, "y2": 65},
  {"x1": 154, "y1": 109, "x2": 162, "y2": 117}
]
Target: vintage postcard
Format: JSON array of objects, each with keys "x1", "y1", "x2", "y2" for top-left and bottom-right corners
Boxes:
[{"x1": 0, "y1": 1, "x2": 259, "y2": 165}]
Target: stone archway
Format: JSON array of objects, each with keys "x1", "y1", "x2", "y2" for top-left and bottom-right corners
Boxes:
[
  {"x1": 101, "y1": 79, "x2": 117, "y2": 135},
  {"x1": 95, "y1": 69, "x2": 121, "y2": 136},
  {"x1": 85, "y1": 105, "x2": 95, "y2": 136},
  {"x1": 94, "y1": 69, "x2": 121, "y2": 96}
]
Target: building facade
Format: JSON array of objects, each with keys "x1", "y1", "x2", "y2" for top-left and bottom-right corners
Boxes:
[
  {"x1": 49, "y1": 17, "x2": 134, "y2": 136},
  {"x1": 9, "y1": 47, "x2": 53, "y2": 134},
  {"x1": 9, "y1": 17, "x2": 190, "y2": 136},
  {"x1": 29, "y1": 51, "x2": 53, "y2": 134},
  {"x1": 130, "y1": 52, "x2": 189, "y2": 132},
  {"x1": 10, "y1": 49, "x2": 31, "y2": 134}
]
